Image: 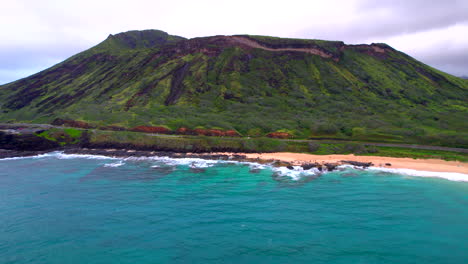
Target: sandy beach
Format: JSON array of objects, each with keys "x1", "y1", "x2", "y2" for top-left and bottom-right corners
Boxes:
[{"x1": 220, "y1": 152, "x2": 468, "y2": 174}]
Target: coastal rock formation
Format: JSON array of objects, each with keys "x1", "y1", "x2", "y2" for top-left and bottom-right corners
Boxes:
[{"x1": 340, "y1": 160, "x2": 373, "y2": 168}]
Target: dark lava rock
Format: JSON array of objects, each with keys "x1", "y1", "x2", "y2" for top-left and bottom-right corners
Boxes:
[
  {"x1": 340, "y1": 160, "x2": 373, "y2": 168},
  {"x1": 273, "y1": 160, "x2": 293, "y2": 167},
  {"x1": 324, "y1": 163, "x2": 338, "y2": 171},
  {"x1": 301, "y1": 163, "x2": 318, "y2": 170}
]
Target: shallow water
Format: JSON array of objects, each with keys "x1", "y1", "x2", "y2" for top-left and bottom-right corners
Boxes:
[{"x1": 1, "y1": 153, "x2": 467, "y2": 263}]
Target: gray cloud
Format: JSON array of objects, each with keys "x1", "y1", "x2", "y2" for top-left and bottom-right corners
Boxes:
[
  {"x1": 358, "y1": 0, "x2": 468, "y2": 38},
  {"x1": 1, "y1": 0, "x2": 467, "y2": 85},
  {"x1": 299, "y1": 0, "x2": 468, "y2": 42},
  {"x1": 294, "y1": 0, "x2": 468, "y2": 77},
  {"x1": 0, "y1": 44, "x2": 87, "y2": 69},
  {"x1": 412, "y1": 45, "x2": 468, "y2": 76},
  {"x1": 0, "y1": 42, "x2": 90, "y2": 84}
]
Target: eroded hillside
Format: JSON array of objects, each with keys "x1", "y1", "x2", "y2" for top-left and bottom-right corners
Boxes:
[{"x1": 0, "y1": 29, "x2": 467, "y2": 147}]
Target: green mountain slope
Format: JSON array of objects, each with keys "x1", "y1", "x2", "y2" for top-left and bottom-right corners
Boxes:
[{"x1": 1, "y1": 30, "x2": 467, "y2": 147}]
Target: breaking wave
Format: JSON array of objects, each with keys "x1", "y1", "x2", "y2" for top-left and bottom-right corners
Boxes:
[
  {"x1": 1, "y1": 151, "x2": 467, "y2": 182},
  {"x1": 367, "y1": 167, "x2": 468, "y2": 182}
]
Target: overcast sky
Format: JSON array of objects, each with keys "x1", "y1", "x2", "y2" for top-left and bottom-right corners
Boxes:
[{"x1": 1, "y1": 0, "x2": 467, "y2": 84}]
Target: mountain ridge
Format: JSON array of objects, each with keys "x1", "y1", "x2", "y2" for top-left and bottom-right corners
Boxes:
[{"x1": 0, "y1": 29, "x2": 466, "y2": 147}]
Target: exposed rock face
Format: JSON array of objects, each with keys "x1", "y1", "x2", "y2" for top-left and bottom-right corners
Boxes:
[
  {"x1": 176, "y1": 127, "x2": 191, "y2": 134},
  {"x1": 341, "y1": 160, "x2": 373, "y2": 168},
  {"x1": 1, "y1": 30, "x2": 464, "y2": 149},
  {"x1": 177, "y1": 127, "x2": 193, "y2": 135},
  {"x1": 49, "y1": 120, "x2": 242, "y2": 137},
  {"x1": 225, "y1": 130, "x2": 241, "y2": 137},
  {"x1": 130, "y1": 126, "x2": 172, "y2": 134},
  {"x1": 99, "y1": 125, "x2": 126, "y2": 131},
  {"x1": 164, "y1": 35, "x2": 398, "y2": 63},
  {"x1": 343, "y1": 43, "x2": 392, "y2": 58},
  {"x1": 164, "y1": 35, "x2": 343, "y2": 61},
  {"x1": 192, "y1": 129, "x2": 223, "y2": 136}
]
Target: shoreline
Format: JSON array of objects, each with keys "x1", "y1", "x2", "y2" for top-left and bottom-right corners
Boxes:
[
  {"x1": 231, "y1": 152, "x2": 468, "y2": 174},
  {"x1": 1, "y1": 148, "x2": 467, "y2": 175}
]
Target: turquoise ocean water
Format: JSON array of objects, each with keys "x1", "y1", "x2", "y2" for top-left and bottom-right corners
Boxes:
[{"x1": 1, "y1": 152, "x2": 467, "y2": 263}]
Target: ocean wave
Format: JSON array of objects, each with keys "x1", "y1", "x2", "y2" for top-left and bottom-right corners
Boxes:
[
  {"x1": 0, "y1": 156, "x2": 32, "y2": 161},
  {"x1": 124, "y1": 156, "x2": 219, "y2": 168},
  {"x1": 42, "y1": 152, "x2": 121, "y2": 160},
  {"x1": 248, "y1": 163, "x2": 268, "y2": 173},
  {"x1": 272, "y1": 166, "x2": 322, "y2": 180},
  {"x1": 2, "y1": 151, "x2": 466, "y2": 182},
  {"x1": 104, "y1": 161, "x2": 125, "y2": 167},
  {"x1": 0, "y1": 151, "x2": 120, "y2": 161},
  {"x1": 367, "y1": 167, "x2": 468, "y2": 182}
]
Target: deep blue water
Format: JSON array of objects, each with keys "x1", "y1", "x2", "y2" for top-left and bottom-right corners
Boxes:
[{"x1": 1, "y1": 153, "x2": 467, "y2": 264}]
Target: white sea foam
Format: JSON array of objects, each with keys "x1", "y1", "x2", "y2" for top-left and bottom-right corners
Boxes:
[
  {"x1": 0, "y1": 151, "x2": 120, "y2": 161},
  {"x1": 367, "y1": 167, "x2": 468, "y2": 182},
  {"x1": 42, "y1": 152, "x2": 121, "y2": 160},
  {"x1": 124, "y1": 156, "x2": 219, "y2": 168},
  {"x1": 104, "y1": 160, "x2": 125, "y2": 167},
  {"x1": 0, "y1": 156, "x2": 31, "y2": 161},
  {"x1": 272, "y1": 166, "x2": 322, "y2": 180},
  {"x1": 3, "y1": 151, "x2": 466, "y2": 182},
  {"x1": 248, "y1": 163, "x2": 268, "y2": 170}
]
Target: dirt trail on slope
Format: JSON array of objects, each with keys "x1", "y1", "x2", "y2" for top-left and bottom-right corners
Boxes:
[{"x1": 228, "y1": 36, "x2": 334, "y2": 59}]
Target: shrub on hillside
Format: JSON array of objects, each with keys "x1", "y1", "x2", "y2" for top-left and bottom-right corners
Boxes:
[{"x1": 308, "y1": 142, "x2": 320, "y2": 152}]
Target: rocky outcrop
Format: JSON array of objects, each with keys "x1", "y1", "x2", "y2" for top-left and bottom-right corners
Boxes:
[
  {"x1": 99, "y1": 125, "x2": 127, "y2": 131},
  {"x1": 343, "y1": 43, "x2": 392, "y2": 59},
  {"x1": 225, "y1": 130, "x2": 241, "y2": 137},
  {"x1": 301, "y1": 163, "x2": 319, "y2": 170},
  {"x1": 176, "y1": 127, "x2": 193, "y2": 135},
  {"x1": 130, "y1": 126, "x2": 172, "y2": 134},
  {"x1": 166, "y1": 35, "x2": 342, "y2": 61},
  {"x1": 175, "y1": 127, "x2": 240, "y2": 137},
  {"x1": 193, "y1": 128, "x2": 222, "y2": 136},
  {"x1": 165, "y1": 35, "x2": 398, "y2": 63},
  {"x1": 340, "y1": 160, "x2": 373, "y2": 168}
]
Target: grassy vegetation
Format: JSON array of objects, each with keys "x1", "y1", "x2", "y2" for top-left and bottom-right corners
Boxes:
[
  {"x1": 0, "y1": 30, "x2": 466, "y2": 149},
  {"x1": 86, "y1": 130, "x2": 290, "y2": 153},
  {"x1": 360, "y1": 147, "x2": 468, "y2": 162},
  {"x1": 35, "y1": 128, "x2": 467, "y2": 161},
  {"x1": 37, "y1": 128, "x2": 83, "y2": 146}
]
